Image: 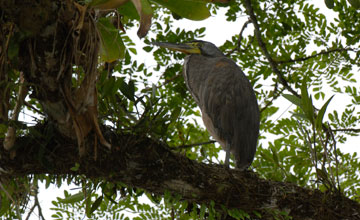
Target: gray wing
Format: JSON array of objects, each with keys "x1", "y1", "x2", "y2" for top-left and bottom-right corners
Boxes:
[{"x1": 195, "y1": 57, "x2": 259, "y2": 168}]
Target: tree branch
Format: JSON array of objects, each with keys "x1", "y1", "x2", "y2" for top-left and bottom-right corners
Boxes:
[
  {"x1": 260, "y1": 82, "x2": 286, "y2": 113},
  {"x1": 1, "y1": 125, "x2": 359, "y2": 219},
  {"x1": 174, "y1": 140, "x2": 216, "y2": 149},
  {"x1": 277, "y1": 48, "x2": 356, "y2": 64},
  {"x1": 331, "y1": 128, "x2": 360, "y2": 133},
  {"x1": 225, "y1": 19, "x2": 252, "y2": 56},
  {"x1": 244, "y1": 0, "x2": 300, "y2": 98}
]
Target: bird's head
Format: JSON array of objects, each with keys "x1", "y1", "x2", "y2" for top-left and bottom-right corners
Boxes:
[{"x1": 152, "y1": 40, "x2": 224, "y2": 57}]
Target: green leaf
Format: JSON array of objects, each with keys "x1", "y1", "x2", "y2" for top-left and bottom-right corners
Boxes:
[
  {"x1": 129, "y1": 47, "x2": 137, "y2": 55},
  {"x1": 315, "y1": 95, "x2": 334, "y2": 130},
  {"x1": 118, "y1": 1, "x2": 140, "y2": 19},
  {"x1": 0, "y1": 196, "x2": 9, "y2": 216},
  {"x1": 152, "y1": 0, "x2": 210, "y2": 20},
  {"x1": 7, "y1": 39, "x2": 19, "y2": 60},
  {"x1": 170, "y1": 107, "x2": 181, "y2": 122},
  {"x1": 253, "y1": 211, "x2": 262, "y2": 218},
  {"x1": 70, "y1": 162, "x2": 80, "y2": 172},
  {"x1": 325, "y1": 0, "x2": 334, "y2": 9},
  {"x1": 260, "y1": 151, "x2": 273, "y2": 163},
  {"x1": 97, "y1": 17, "x2": 126, "y2": 62},
  {"x1": 101, "y1": 77, "x2": 117, "y2": 97},
  {"x1": 88, "y1": 0, "x2": 129, "y2": 8},
  {"x1": 300, "y1": 78, "x2": 314, "y2": 122},
  {"x1": 283, "y1": 94, "x2": 302, "y2": 107},
  {"x1": 85, "y1": 195, "x2": 92, "y2": 218},
  {"x1": 45, "y1": 176, "x2": 51, "y2": 189},
  {"x1": 270, "y1": 146, "x2": 280, "y2": 166},
  {"x1": 59, "y1": 192, "x2": 84, "y2": 204},
  {"x1": 199, "y1": 203, "x2": 206, "y2": 219},
  {"x1": 348, "y1": 0, "x2": 360, "y2": 8},
  {"x1": 87, "y1": 0, "x2": 109, "y2": 7},
  {"x1": 90, "y1": 196, "x2": 103, "y2": 214},
  {"x1": 292, "y1": 113, "x2": 308, "y2": 121},
  {"x1": 119, "y1": 79, "x2": 136, "y2": 102},
  {"x1": 143, "y1": 46, "x2": 153, "y2": 52}
]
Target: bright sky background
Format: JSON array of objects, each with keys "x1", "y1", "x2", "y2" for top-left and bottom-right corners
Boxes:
[{"x1": 24, "y1": 1, "x2": 360, "y2": 219}]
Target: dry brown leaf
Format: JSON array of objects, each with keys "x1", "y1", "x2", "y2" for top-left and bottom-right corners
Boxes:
[{"x1": 131, "y1": 0, "x2": 152, "y2": 38}]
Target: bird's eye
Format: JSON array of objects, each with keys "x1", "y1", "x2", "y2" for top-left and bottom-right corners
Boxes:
[{"x1": 190, "y1": 42, "x2": 200, "y2": 47}]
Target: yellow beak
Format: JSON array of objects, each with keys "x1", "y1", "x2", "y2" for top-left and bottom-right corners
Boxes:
[{"x1": 152, "y1": 42, "x2": 201, "y2": 54}]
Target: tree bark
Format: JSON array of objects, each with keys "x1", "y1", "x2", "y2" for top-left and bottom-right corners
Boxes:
[{"x1": 0, "y1": 124, "x2": 359, "y2": 220}]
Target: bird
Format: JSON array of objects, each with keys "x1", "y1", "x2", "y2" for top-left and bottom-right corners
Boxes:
[{"x1": 152, "y1": 40, "x2": 260, "y2": 170}]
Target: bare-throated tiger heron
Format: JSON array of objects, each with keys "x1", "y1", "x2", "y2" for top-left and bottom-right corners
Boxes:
[{"x1": 153, "y1": 40, "x2": 260, "y2": 170}]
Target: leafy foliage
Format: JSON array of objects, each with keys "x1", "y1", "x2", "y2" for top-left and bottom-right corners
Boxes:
[{"x1": 1, "y1": 0, "x2": 360, "y2": 219}]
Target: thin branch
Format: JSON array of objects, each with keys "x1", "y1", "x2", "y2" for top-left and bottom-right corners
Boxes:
[
  {"x1": 225, "y1": 19, "x2": 252, "y2": 56},
  {"x1": 23, "y1": 101, "x2": 44, "y2": 116},
  {"x1": 25, "y1": 201, "x2": 36, "y2": 220},
  {"x1": 175, "y1": 140, "x2": 216, "y2": 149},
  {"x1": 244, "y1": 0, "x2": 300, "y2": 98},
  {"x1": 277, "y1": 48, "x2": 356, "y2": 64},
  {"x1": 328, "y1": 123, "x2": 341, "y2": 192},
  {"x1": 260, "y1": 83, "x2": 286, "y2": 113},
  {"x1": 35, "y1": 191, "x2": 46, "y2": 220},
  {"x1": 331, "y1": 128, "x2": 360, "y2": 133}
]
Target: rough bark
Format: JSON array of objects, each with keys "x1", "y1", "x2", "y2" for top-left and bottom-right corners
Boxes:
[{"x1": 0, "y1": 124, "x2": 360, "y2": 219}]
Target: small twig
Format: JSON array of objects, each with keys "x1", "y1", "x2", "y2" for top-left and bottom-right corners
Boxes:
[
  {"x1": 34, "y1": 192, "x2": 46, "y2": 220},
  {"x1": 276, "y1": 47, "x2": 356, "y2": 64},
  {"x1": 297, "y1": 121, "x2": 319, "y2": 183},
  {"x1": 175, "y1": 140, "x2": 216, "y2": 149},
  {"x1": 244, "y1": 0, "x2": 300, "y2": 98},
  {"x1": 260, "y1": 83, "x2": 286, "y2": 113},
  {"x1": 316, "y1": 125, "x2": 336, "y2": 190},
  {"x1": 26, "y1": 183, "x2": 45, "y2": 220},
  {"x1": 331, "y1": 128, "x2": 360, "y2": 133},
  {"x1": 328, "y1": 123, "x2": 341, "y2": 193},
  {"x1": 25, "y1": 202, "x2": 36, "y2": 220},
  {"x1": 23, "y1": 101, "x2": 44, "y2": 116},
  {"x1": 225, "y1": 19, "x2": 252, "y2": 56}
]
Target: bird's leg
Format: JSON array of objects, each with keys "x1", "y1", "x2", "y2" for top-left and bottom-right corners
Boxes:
[{"x1": 224, "y1": 143, "x2": 231, "y2": 168}]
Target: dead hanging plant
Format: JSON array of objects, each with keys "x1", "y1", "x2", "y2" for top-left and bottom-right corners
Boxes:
[
  {"x1": 3, "y1": 1, "x2": 113, "y2": 157},
  {"x1": 0, "y1": 22, "x2": 13, "y2": 123},
  {"x1": 58, "y1": 2, "x2": 111, "y2": 156}
]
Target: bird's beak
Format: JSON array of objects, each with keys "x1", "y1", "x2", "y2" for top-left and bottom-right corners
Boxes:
[{"x1": 151, "y1": 42, "x2": 201, "y2": 54}]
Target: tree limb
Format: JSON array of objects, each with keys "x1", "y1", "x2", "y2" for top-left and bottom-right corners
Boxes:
[
  {"x1": 0, "y1": 125, "x2": 359, "y2": 219},
  {"x1": 277, "y1": 48, "x2": 356, "y2": 64},
  {"x1": 225, "y1": 19, "x2": 252, "y2": 56},
  {"x1": 174, "y1": 140, "x2": 216, "y2": 149},
  {"x1": 243, "y1": 0, "x2": 300, "y2": 98}
]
